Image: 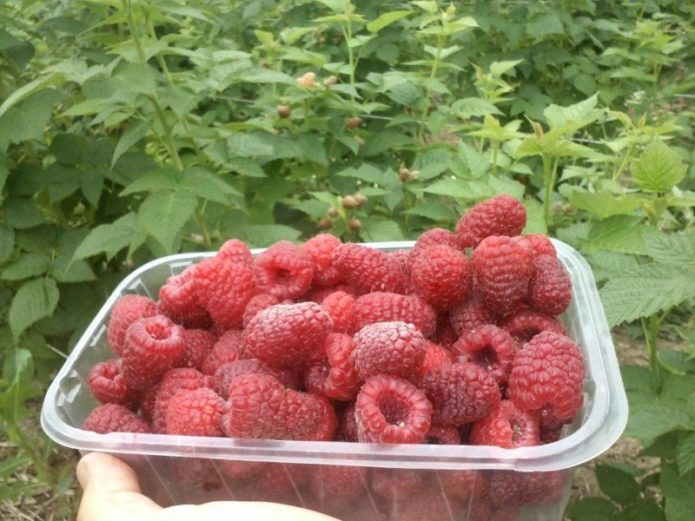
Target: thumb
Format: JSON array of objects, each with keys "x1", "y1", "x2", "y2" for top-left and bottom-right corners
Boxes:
[{"x1": 77, "y1": 452, "x2": 161, "y2": 521}]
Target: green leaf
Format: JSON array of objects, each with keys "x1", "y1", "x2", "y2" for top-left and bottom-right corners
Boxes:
[
  {"x1": 0, "y1": 226, "x2": 16, "y2": 265},
  {"x1": 666, "y1": 498, "x2": 694, "y2": 521},
  {"x1": 627, "y1": 400, "x2": 695, "y2": 445},
  {"x1": 599, "y1": 265, "x2": 695, "y2": 326},
  {"x1": 566, "y1": 497, "x2": 618, "y2": 520},
  {"x1": 677, "y1": 433, "x2": 695, "y2": 476},
  {"x1": 661, "y1": 463, "x2": 695, "y2": 502},
  {"x1": 228, "y1": 157, "x2": 266, "y2": 178},
  {"x1": 111, "y1": 121, "x2": 150, "y2": 168},
  {"x1": 586, "y1": 216, "x2": 649, "y2": 255},
  {"x1": 422, "y1": 178, "x2": 474, "y2": 199},
  {"x1": 617, "y1": 499, "x2": 665, "y2": 521},
  {"x1": 72, "y1": 213, "x2": 140, "y2": 261},
  {"x1": 522, "y1": 198, "x2": 546, "y2": 234},
  {"x1": 359, "y1": 219, "x2": 404, "y2": 242},
  {"x1": 120, "y1": 170, "x2": 180, "y2": 196},
  {"x1": 237, "y1": 224, "x2": 302, "y2": 247},
  {"x1": 644, "y1": 231, "x2": 695, "y2": 270},
  {"x1": 50, "y1": 133, "x2": 86, "y2": 165},
  {"x1": 595, "y1": 464, "x2": 640, "y2": 504},
  {"x1": 51, "y1": 255, "x2": 96, "y2": 283},
  {"x1": 8, "y1": 278, "x2": 59, "y2": 341},
  {"x1": 451, "y1": 97, "x2": 503, "y2": 118},
  {"x1": 3, "y1": 198, "x2": 46, "y2": 229},
  {"x1": 526, "y1": 11, "x2": 564, "y2": 38},
  {"x1": 138, "y1": 191, "x2": 198, "y2": 252},
  {"x1": 227, "y1": 133, "x2": 274, "y2": 157},
  {"x1": 569, "y1": 190, "x2": 647, "y2": 218},
  {"x1": 361, "y1": 131, "x2": 413, "y2": 156},
  {"x1": 0, "y1": 89, "x2": 63, "y2": 150},
  {"x1": 1, "y1": 254, "x2": 50, "y2": 281},
  {"x1": 631, "y1": 140, "x2": 687, "y2": 193},
  {"x1": 544, "y1": 93, "x2": 600, "y2": 130},
  {"x1": 336, "y1": 164, "x2": 394, "y2": 186},
  {"x1": 180, "y1": 168, "x2": 242, "y2": 204},
  {"x1": 367, "y1": 11, "x2": 410, "y2": 33},
  {"x1": 404, "y1": 200, "x2": 457, "y2": 221}
]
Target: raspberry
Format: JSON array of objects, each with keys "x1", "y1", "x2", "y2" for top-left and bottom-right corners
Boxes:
[
  {"x1": 321, "y1": 290, "x2": 356, "y2": 334},
  {"x1": 82, "y1": 404, "x2": 151, "y2": 434},
  {"x1": 420, "y1": 362, "x2": 500, "y2": 425},
  {"x1": 455, "y1": 194, "x2": 526, "y2": 249},
  {"x1": 433, "y1": 313, "x2": 458, "y2": 348},
  {"x1": 387, "y1": 486, "x2": 460, "y2": 521},
  {"x1": 470, "y1": 400, "x2": 540, "y2": 448},
  {"x1": 419, "y1": 341, "x2": 452, "y2": 376},
  {"x1": 425, "y1": 423, "x2": 461, "y2": 444},
  {"x1": 529, "y1": 254, "x2": 572, "y2": 316},
  {"x1": 242, "y1": 293, "x2": 280, "y2": 328},
  {"x1": 301, "y1": 233, "x2": 344, "y2": 287},
  {"x1": 194, "y1": 255, "x2": 257, "y2": 330},
  {"x1": 305, "y1": 333, "x2": 361, "y2": 401},
  {"x1": 180, "y1": 328, "x2": 216, "y2": 370},
  {"x1": 465, "y1": 499, "x2": 520, "y2": 521},
  {"x1": 352, "y1": 321, "x2": 427, "y2": 381},
  {"x1": 411, "y1": 245, "x2": 472, "y2": 311},
  {"x1": 524, "y1": 233, "x2": 556, "y2": 257},
  {"x1": 303, "y1": 284, "x2": 357, "y2": 303},
  {"x1": 87, "y1": 358, "x2": 138, "y2": 408},
  {"x1": 222, "y1": 374, "x2": 337, "y2": 441},
  {"x1": 139, "y1": 386, "x2": 158, "y2": 422},
  {"x1": 219, "y1": 459, "x2": 266, "y2": 481},
  {"x1": 540, "y1": 417, "x2": 565, "y2": 444},
  {"x1": 152, "y1": 368, "x2": 211, "y2": 433},
  {"x1": 122, "y1": 315, "x2": 186, "y2": 390},
  {"x1": 308, "y1": 466, "x2": 365, "y2": 509},
  {"x1": 173, "y1": 458, "x2": 223, "y2": 498},
  {"x1": 338, "y1": 402, "x2": 358, "y2": 441},
  {"x1": 255, "y1": 240, "x2": 314, "y2": 300},
  {"x1": 353, "y1": 292, "x2": 436, "y2": 337},
  {"x1": 355, "y1": 375, "x2": 432, "y2": 444},
  {"x1": 451, "y1": 325, "x2": 515, "y2": 384},
  {"x1": 244, "y1": 302, "x2": 332, "y2": 368},
  {"x1": 107, "y1": 294, "x2": 157, "y2": 356},
  {"x1": 255, "y1": 463, "x2": 310, "y2": 497},
  {"x1": 410, "y1": 228, "x2": 459, "y2": 261},
  {"x1": 439, "y1": 469, "x2": 488, "y2": 502},
  {"x1": 158, "y1": 267, "x2": 211, "y2": 330},
  {"x1": 201, "y1": 329, "x2": 244, "y2": 375},
  {"x1": 508, "y1": 331, "x2": 585, "y2": 423},
  {"x1": 473, "y1": 236, "x2": 534, "y2": 316},
  {"x1": 502, "y1": 310, "x2": 567, "y2": 343},
  {"x1": 388, "y1": 249, "x2": 413, "y2": 293},
  {"x1": 370, "y1": 467, "x2": 424, "y2": 502},
  {"x1": 488, "y1": 470, "x2": 568, "y2": 507},
  {"x1": 449, "y1": 288, "x2": 498, "y2": 335},
  {"x1": 165, "y1": 387, "x2": 224, "y2": 437},
  {"x1": 218, "y1": 238, "x2": 253, "y2": 265},
  {"x1": 331, "y1": 243, "x2": 407, "y2": 294},
  {"x1": 212, "y1": 359, "x2": 280, "y2": 399}
]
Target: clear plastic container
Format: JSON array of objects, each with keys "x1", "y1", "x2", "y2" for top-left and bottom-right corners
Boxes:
[{"x1": 41, "y1": 240, "x2": 628, "y2": 521}]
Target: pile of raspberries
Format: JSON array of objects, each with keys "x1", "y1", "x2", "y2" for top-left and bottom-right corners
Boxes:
[{"x1": 82, "y1": 194, "x2": 585, "y2": 519}]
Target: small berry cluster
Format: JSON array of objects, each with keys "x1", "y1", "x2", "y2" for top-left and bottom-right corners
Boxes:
[{"x1": 82, "y1": 194, "x2": 583, "y2": 518}]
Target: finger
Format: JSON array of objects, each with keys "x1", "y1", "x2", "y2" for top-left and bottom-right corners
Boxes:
[
  {"x1": 77, "y1": 452, "x2": 161, "y2": 521},
  {"x1": 163, "y1": 501, "x2": 342, "y2": 521}
]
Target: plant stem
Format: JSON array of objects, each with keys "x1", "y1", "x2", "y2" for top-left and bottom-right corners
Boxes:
[
  {"x1": 641, "y1": 314, "x2": 663, "y2": 391},
  {"x1": 194, "y1": 209, "x2": 213, "y2": 250},
  {"x1": 542, "y1": 154, "x2": 556, "y2": 229},
  {"x1": 491, "y1": 140, "x2": 499, "y2": 176},
  {"x1": 341, "y1": 18, "x2": 356, "y2": 98},
  {"x1": 417, "y1": 34, "x2": 445, "y2": 142},
  {"x1": 612, "y1": 145, "x2": 633, "y2": 181}
]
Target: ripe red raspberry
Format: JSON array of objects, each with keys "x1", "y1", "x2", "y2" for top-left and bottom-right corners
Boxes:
[
  {"x1": 524, "y1": 233, "x2": 557, "y2": 257},
  {"x1": 173, "y1": 458, "x2": 223, "y2": 498},
  {"x1": 388, "y1": 249, "x2": 413, "y2": 293},
  {"x1": 449, "y1": 288, "x2": 498, "y2": 335},
  {"x1": 355, "y1": 375, "x2": 432, "y2": 444},
  {"x1": 433, "y1": 313, "x2": 458, "y2": 349},
  {"x1": 420, "y1": 362, "x2": 500, "y2": 425},
  {"x1": 488, "y1": 470, "x2": 568, "y2": 508},
  {"x1": 218, "y1": 238, "x2": 253, "y2": 265},
  {"x1": 308, "y1": 466, "x2": 365, "y2": 509},
  {"x1": 418, "y1": 341, "x2": 452, "y2": 376},
  {"x1": 352, "y1": 321, "x2": 427, "y2": 381},
  {"x1": 194, "y1": 255, "x2": 257, "y2": 330},
  {"x1": 139, "y1": 386, "x2": 158, "y2": 422},
  {"x1": 122, "y1": 315, "x2": 186, "y2": 390},
  {"x1": 353, "y1": 292, "x2": 436, "y2": 337},
  {"x1": 466, "y1": 499, "x2": 520, "y2": 521},
  {"x1": 425, "y1": 423, "x2": 461, "y2": 444},
  {"x1": 242, "y1": 293, "x2": 280, "y2": 328},
  {"x1": 301, "y1": 233, "x2": 344, "y2": 287},
  {"x1": 387, "y1": 486, "x2": 461, "y2": 521},
  {"x1": 219, "y1": 459, "x2": 266, "y2": 481},
  {"x1": 338, "y1": 402, "x2": 358, "y2": 441},
  {"x1": 411, "y1": 228, "x2": 459, "y2": 260},
  {"x1": 87, "y1": 358, "x2": 138, "y2": 408},
  {"x1": 255, "y1": 463, "x2": 310, "y2": 496},
  {"x1": 331, "y1": 243, "x2": 407, "y2": 294},
  {"x1": 470, "y1": 400, "x2": 540, "y2": 448},
  {"x1": 255, "y1": 240, "x2": 314, "y2": 300},
  {"x1": 321, "y1": 290, "x2": 356, "y2": 334},
  {"x1": 158, "y1": 267, "x2": 211, "y2": 330},
  {"x1": 439, "y1": 469, "x2": 488, "y2": 503},
  {"x1": 201, "y1": 329, "x2": 244, "y2": 375},
  {"x1": 411, "y1": 245, "x2": 472, "y2": 311},
  {"x1": 107, "y1": 294, "x2": 157, "y2": 356},
  {"x1": 529, "y1": 254, "x2": 572, "y2": 316},
  {"x1": 473, "y1": 236, "x2": 534, "y2": 316},
  {"x1": 370, "y1": 467, "x2": 424, "y2": 502},
  {"x1": 82, "y1": 404, "x2": 151, "y2": 434},
  {"x1": 508, "y1": 331, "x2": 585, "y2": 423},
  {"x1": 222, "y1": 374, "x2": 337, "y2": 441},
  {"x1": 305, "y1": 333, "x2": 361, "y2": 401},
  {"x1": 166, "y1": 387, "x2": 224, "y2": 437},
  {"x1": 303, "y1": 284, "x2": 357, "y2": 303},
  {"x1": 455, "y1": 194, "x2": 526, "y2": 249},
  {"x1": 212, "y1": 359, "x2": 280, "y2": 399},
  {"x1": 502, "y1": 310, "x2": 567, "y2": 343},
  {"x1": 451, "y1": 325, "x2": 515, "y2": 384},
  {"x1": 180, "y1": 328, "x2": 216, "y2": 370},
  {"x1": 539, "y1": 417, "x2": 565, "y2": 444},
  {"x1": 244, "y1": 302, "x2": 332, "y2": 368},
  {"x1": 152, "y1": 368, "x2": 211, "y2": 433}
]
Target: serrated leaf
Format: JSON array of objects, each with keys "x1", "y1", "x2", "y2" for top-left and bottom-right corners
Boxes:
[
  {"x1": 586, "y1": 216, "x2": 649, "y2": 255},
  {"x1": 523, "y1": 198, "x2": 546, "y2": 234},
  {"x1": 599, "y1": 265, "x2": 695, "y2": 326},
  {"x1": 644, "y1": 231, "x2": 695, "y2": 270},
  {"x1": 51, "y1": 255, "x2": 96, "y2": 283},
  {"x1": 367, "y1": 10, "x2": 410, "y2": 33},
  {"x1": 237, "y1": 224, "x2": 302, "y2": 247},
  {"x1": 8, "y1": 278, "x2": 59, "y2": 340},
  {"x1": 404, "y1": 200, "x2": 456, "y2": 221},
  {"x1": 336, "y1": 164, "x2": 397, "y2": 187},
  {"x1": 569, "y1": 190, "x2": 647, "y2": 218},
  {"x1": 3, "y1": 198, "x2": 46, "y2": 229},
  {"x1": 422, "y1": 178, "x2": 473, "y2": 198},
  {"x1": 111, "y1": 121, "x2": 150, "y2": 168},
  {"x1": 451, "y1": 97, "x2": 503, "y2": 118},
  {"x1": 595, "y1": 464, "x2": 640, "y2": 503},
  {"x1": 661, "y1": 462, "x2": 695, "y2": 502},
  {"x1": 677, "y1": 433, "x2": 695, "y2": 476},
  {"x1": 0, "y1": 226, "x2": 16, "y2": 264},
  {"x1": 227, "y1": 133, "x2": 274, "y2": 157},
  {"x1": 120, "y1": 170, "x2": 180, "y2": 196},
  {"x1": 631, "y1": 140, "x2": 687, "y2": 193},
  {"x1": 666, "y1": 497, "x2": 694, "y2": 521},
  {"x1": 566, "y1": 497, "x2": 618, "y2": 520},
  {"x1": 627, "y1": 401, "x2": 695, "y2": 445},
  {"x1": 1, "y1": 254, "x2": 50, "y2": 281},
  {"x1": 618, "y1": 499, "x2": 665, "y2": 521},
  {"x1": 72, "y1": 213, "x2": 139, "y2": 261},
  {"x1": 489, "y1": 59, "x2": 523, "y2": 77},
  {"x1": 359, "y1": 219, "x2": 404, "y2": 242},
  {"x1": 361, "y1": 131, "x2": 413, "y2": 156},
  {"x1": 180, "y1": 168, "x2": 242, "y2": 204},
  {"x1": 138, "y1": 191, "x2": 198, "y2": 252},
  {"x1": 228, "y1": 157, "x2": 266, "y2": 177},
  {"x1": 544, "y1": 93, "x2": 600, "y2": 129}
]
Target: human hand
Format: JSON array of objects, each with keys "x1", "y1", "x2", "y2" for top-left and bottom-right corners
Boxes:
[{"x1": 76, "y1": 452, "x2": 340, "y2": 521}]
